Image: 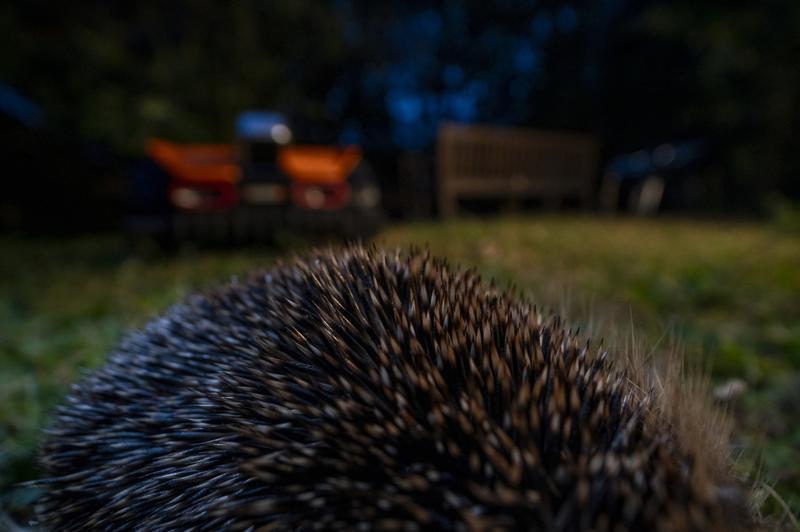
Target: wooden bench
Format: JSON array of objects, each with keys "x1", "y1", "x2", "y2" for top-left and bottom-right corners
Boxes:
[{"x1": 437, "y1": 123, "x2": 599, "y2": 217}]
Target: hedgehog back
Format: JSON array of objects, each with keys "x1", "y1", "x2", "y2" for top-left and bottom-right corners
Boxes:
[{"x1": 36, "y1": 247, "x2": 745, "y2": 531}]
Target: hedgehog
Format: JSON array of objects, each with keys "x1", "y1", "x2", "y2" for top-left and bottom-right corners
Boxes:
[{"x1": 34, "y1": 246, "x2": 753, "y2": 531}]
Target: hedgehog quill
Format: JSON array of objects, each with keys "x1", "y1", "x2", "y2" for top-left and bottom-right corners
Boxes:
[{"x1": 35, "y1": 246, "x2": 753, "y2": 531}]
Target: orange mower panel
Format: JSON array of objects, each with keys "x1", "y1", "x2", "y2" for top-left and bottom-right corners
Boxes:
[
  {"x1": 278, "y1": 146, "x2": 362, "y2": 185},
  {"x1": 146, "y1": 139, "x2": 240, "y2": 185}
]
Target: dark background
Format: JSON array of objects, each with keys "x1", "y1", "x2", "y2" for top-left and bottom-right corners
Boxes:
[{"x1": 2, "y1": 0, "x2": 799, "y2": 232}]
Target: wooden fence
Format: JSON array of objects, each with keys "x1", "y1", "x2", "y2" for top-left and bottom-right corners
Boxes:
[{"x1": 437, "y1": 123, "x2": 599, "y2": 217}]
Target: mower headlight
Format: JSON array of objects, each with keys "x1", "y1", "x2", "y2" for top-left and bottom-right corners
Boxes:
[
  {"x1": 355, "y1": 185, "x2": 381, "y2": 209},
  {"x1": 303, "y1": 187, "x2": 326, "y2": 209},
  {"x1": 270, "y1": 124, "x2": 292, "y2": 145},
  {"x1": 170, "y1": 187, "x2": 204, "y2": 209}
]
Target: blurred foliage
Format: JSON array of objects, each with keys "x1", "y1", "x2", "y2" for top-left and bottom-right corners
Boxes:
[
  {"x1": 767, "y1": 196, "x2": 800, "y2": 234},
  {"x1": 639, "y1": 0, "x2": 800, "y2": 207},
  {"x1": 2, "y1": 1, "x2": 799, "y2": 208},
  {"x1": 1, "y1": 217, "x2": 799, "y2": 522},
  {"x1": 0, "y1": 0, "x2": 345, "y2": 152}
]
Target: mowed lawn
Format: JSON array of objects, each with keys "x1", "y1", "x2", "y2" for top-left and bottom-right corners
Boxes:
[{"x1": 1, "y1": 216, "x2": 799, "y2": 521}]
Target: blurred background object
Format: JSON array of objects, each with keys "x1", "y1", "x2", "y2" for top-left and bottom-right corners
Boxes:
[
  {"x1": 3, "y1": 0, "x2": 800, "y2": 236},
  {"x1": 129, "y1": 110, "x2": 382, "y2": 244},
  {"x1": 437, "y1": 123, "x2": 598, "y2": 216}
]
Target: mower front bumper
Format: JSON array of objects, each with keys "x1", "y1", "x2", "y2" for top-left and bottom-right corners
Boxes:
[{"x1": 128, "y1": 205, "x2": 383, "y2": 244}]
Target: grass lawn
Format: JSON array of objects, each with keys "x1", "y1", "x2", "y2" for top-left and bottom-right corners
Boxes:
[{"x1": 1, "y1": 216, "x2": 799, "y2": 523}]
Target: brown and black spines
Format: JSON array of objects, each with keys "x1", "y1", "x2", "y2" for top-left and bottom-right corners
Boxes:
[{"x1": 35, "y1": 246, "x2": 751, "y2": 530}]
